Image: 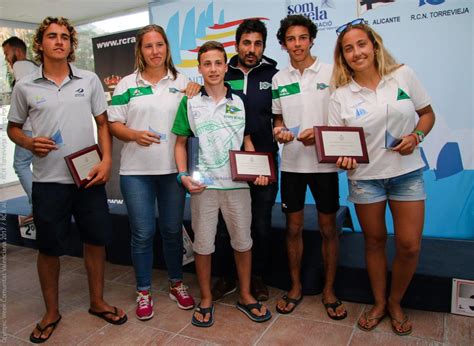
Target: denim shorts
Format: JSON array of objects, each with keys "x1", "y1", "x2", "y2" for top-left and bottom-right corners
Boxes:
[{"x1": 348, "y1": 169, "x2": 426, "y2": 204}]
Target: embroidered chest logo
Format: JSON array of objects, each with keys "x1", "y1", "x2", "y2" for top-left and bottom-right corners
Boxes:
[
  {"x1": 190, "y1": 104, "x2": 203, "y2": 119},
  {"x1": 259, "y1": 81, "x2": 272, "y2": 90},
  {"x1": 35, "y1": 95, "x2": 46, "y2": 104},
  {"x1": 74, "y1": 88, "x2": 85, "y2": 97},
  {"x1": 355, "y1": 108, "x2": 367, "y2": 117},
  {"x1": 352, "y1": 100, "x2": 367, "y2": 117},
  {"x1": 226, "y1": 104, "x2": 242, "y2": 115},
  {"x1": 397, "y1": 88, "x2": 410, "y2": 100},
  {"x1": 169, "y1": 87, "x2": 180, "y2": 94},
  {"x1": 316, "y1": 83, "x2": 329, "y2": 90}
]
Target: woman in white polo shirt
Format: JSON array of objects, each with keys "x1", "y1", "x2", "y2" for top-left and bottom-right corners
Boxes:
[
  {"x1": 108, "y1": 25, "x2": 197, "y2": 321},
  {"x1": 328, "y1": 20, "x2": 435, "y2": 336}
]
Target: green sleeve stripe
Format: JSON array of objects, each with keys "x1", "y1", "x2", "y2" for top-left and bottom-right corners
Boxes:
[
  {"x1": 111, "y1": 93, "x2": 130, "y2": 106},
  {"x1": 227, "y1": 79, "x2": 244, "y2": 91},
  {"x1": 272, "y1": 82, "x2": 301, "y2": 99},
  {"x1": 271, "y1": 89, "x2": 280, "y2": 99},
  {"x1": 111, "y1": 86, "x2": 153, "y2": 105},
  {"x1": 171, "y1": 96, "x2": 193, "y2": 136}
]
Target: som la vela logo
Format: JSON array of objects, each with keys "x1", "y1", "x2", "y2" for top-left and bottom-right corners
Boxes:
[{"x1": 287, "y1": 0, "x2": 336, "y2": 30}]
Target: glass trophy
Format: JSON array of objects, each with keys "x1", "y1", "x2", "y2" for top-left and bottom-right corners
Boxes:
[
  {"x1": 187, "y1": 137, "x2": 215, "y2": 186},
  {"x1": 384, "y1": 104, "x2": 411, "y2": 149},
  {"x1": 187, "y1": 136, "x2": 200, "y2": 180}
]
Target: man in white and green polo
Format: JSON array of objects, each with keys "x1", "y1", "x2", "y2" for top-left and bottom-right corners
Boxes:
[
  {"x1": 172, "y1": 41, "x2": 271, "y2": 327},
  {"x1": 272, "y1": 14, "x2": 347, "y2": 320}
]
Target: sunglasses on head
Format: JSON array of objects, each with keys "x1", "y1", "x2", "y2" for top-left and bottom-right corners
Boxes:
[{"x1": 336, "y1": 18, "x2": 368, "y2": 35}]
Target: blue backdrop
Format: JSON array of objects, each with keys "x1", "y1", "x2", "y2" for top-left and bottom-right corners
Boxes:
[{"x1": 149, "y1": 0, "x2": 473, "y2": 240}]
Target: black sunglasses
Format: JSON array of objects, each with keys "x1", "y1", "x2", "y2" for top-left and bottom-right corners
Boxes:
[{"x1": 336, "y1": 18, "x2": 368, "y2": 35}]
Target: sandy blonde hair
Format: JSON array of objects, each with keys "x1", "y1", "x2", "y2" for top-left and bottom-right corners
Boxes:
[
  {"x1": 33, "y1": 17, "x2": 77, "y2": 63},
  {"x1": 135, "y1": 24, "x2": 177, "y2": 79},
  {"x1": 331, "y1": 22, "x2": 401, "y2": 89}
]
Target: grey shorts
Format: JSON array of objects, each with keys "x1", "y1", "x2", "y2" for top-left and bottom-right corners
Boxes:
[{"x1": 190, "y1": 189, "x2": 252, "y2": 255}]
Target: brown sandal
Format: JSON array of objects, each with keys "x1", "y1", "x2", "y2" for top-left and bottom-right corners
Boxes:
[
  {"x1": 357, "y1": 311, "x2": 385, "y2": 331},
  {"x1": 391, "y1": 315, "x2": 412, "y2": 336}
]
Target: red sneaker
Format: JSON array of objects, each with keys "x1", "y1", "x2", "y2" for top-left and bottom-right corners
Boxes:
[
  {"x1": 169, "y1": 281, "x2": 195, "y2": 310},
  {"x1": 136, "y1": 290, "x2": 153, "y2": 320}
]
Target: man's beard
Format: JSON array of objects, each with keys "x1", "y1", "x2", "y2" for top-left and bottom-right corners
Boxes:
[{"x1": 238, "y1": 54, "x2": 261, "y2": 69}]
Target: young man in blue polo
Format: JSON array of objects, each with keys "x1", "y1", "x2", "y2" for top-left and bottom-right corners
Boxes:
[
  {"x1": 172, "y1": 41, "x2": 271, "y2": 327},
  {"x1": 7, "y1": 17, "x2": 127, "y2": 343}
]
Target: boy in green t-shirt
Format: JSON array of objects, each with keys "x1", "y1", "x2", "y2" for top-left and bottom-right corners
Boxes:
[{"x1": 172, "y1": 41, "x2": 271, "y2": 327}]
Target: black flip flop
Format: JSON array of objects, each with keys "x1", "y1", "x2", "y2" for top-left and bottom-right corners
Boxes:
[
  {"x1": 236, "y1": 302, "x2": 271, "y2": 322},
  {"x1": 29, "y1": 314, "x2": 62, "y2": 344},
  {"x1": 322, "y1": 299, "x2": 348, "y2": 320},
  {"x1": 88, "y1": 306, "x2": 128, "y2": 325},
  {"x1": 191, "y1": 304, "x2": 214, "y2": 327},
  {"x1": 276, "y1": 294, "x2": 303, "y2": 314}
]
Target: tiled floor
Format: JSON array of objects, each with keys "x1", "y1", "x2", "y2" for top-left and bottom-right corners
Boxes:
[
  {"x1": 3, "y1": 244, "x2": 473, "y2": 345},
  {"x1": 2, "y1": 184, "x2": 473, "y2": 345}
]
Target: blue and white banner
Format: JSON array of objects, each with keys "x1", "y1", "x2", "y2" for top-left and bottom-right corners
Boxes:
[{"x1": 149, "y1": 0, "x2": 473, "y2": 240}]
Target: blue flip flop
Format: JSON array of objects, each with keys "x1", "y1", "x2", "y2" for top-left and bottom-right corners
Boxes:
[
  {"x1": 236, "y1": 302, "x2": 271, "y2": 322},
  {"x1": 191, "y1": 304, "x2": 214, "y2": 327}
]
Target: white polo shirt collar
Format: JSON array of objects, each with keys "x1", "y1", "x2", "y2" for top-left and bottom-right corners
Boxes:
[
  {"x1": 288, "y1": 56, "x2": 321, "y2": 75},
  {"x1": 136, "y1": 69, "x2": 174, "y2": 86},
  {"x1": 348, "y1": 73, "x2": 395, "y2": 92}
]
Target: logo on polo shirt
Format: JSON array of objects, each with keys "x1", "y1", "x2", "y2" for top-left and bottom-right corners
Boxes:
[
  {"x1": 397, "y1": 88, "x2": 410, "y2": 100},
  {"x1": 317, "y1": 83, "x2": 329, "y2": 90},
  {"x1": 259, "y1": 81, "x2": 272, "y2": 90},
  {"x1": 352, "y1": 100, "x2": 367, "y2": 117},
  {"x1": 226, "y1": 104, "x2": 242, "y2": 114},
  {"x1": 74, "y1": 88, "x2": 85, "y2": 97},
  {"x1": 279, "y1": 87, "x2": 290, "y2": 96},
  {"x1": 355, "y1": 108, "x2": 367, "y2": 117},
  {"x1": 35, "y1": 95, "x2": 46, "y2": 104},
  {"x1": 169, "y1": 87, "x2": 180, "y2": 94}
]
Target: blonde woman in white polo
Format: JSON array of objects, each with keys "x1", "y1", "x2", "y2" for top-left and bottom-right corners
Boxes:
[
  {"x1": 108, "y1": 25, "x2": 198, "y2": 321},
  {"x1": 328, "y1": 20, "x2": 435, "y2": 336}
]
